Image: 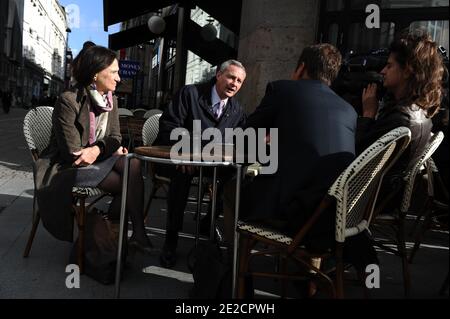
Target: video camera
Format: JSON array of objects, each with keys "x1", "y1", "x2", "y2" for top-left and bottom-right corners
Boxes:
[
  {"x1": 331, "y1": 48, "x2": 389, "y2": 114},
  {"x1": 333, "y1": 46, "x2": 449, "y2": 115}
]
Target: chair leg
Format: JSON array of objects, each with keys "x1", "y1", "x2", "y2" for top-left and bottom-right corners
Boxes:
[
  {"x1": 409, "y1": 196, "x2": 431, "y2": 237},
  {"x1": 409, "y1": 198, "x2": 439, "y2": 263},
  {"x1": 280, "y1": 256, "x2": 288, "y2": 298},
  {"x1": 23, "y1": 204, "x2": 41, "y2": 258},
  {"x1": 397, "y1": 218, "x2": 411, "y2": 297},
  {"x1": 335, "y1": 243, "x2": 344, "y2": 299},
  {"x1": 76, "y1": 197, "x2": 86, "y2": 274},
  {"x1": 237, "y1": 236, "x2": 254, "y2": 298}
]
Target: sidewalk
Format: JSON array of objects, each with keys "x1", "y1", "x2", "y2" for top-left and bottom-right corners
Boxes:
[{"x1": 0, "y1": 107, "x2": 448, "y2": 299}]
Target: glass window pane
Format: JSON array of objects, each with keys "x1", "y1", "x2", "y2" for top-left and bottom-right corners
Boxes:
[
  {"x1": 328, "y1": 24, "x2": 339, "y2": 46},
  {"x1": 410, "y1": 20, "x2": 449, "y2": 51},
  {"x1": 185, "y1": 50, "x2": 216, "y2": 85},
  {"x1": 347, "y1": 22, "x2": 395, "y2": 53},
  {"x1": 350, "y1": 0, "x2": 449, "y2": 9},
  {"x1": 350, "y1": 0, "x2": 378, "y2": 9},
  {"x1": 326, "y1": 0, "x2": 345, "y2": 11}
]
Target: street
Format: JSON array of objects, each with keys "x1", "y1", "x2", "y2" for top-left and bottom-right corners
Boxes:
[{"x1": 0, "y1": 107, "x2": 448, "y2": 299}]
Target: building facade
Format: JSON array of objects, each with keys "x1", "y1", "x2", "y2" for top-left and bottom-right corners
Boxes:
[
  {"x1": 22, "y1": 0, "x2": 68, "y2": 106},
  {"x1": 0, "y1": 0, "x2": 24, "y2": 105},
  {"x1": 238, "y1": 0, "x2": 449, "y2": 112},
  {"x1": 104, "y1": 0, "x2": 449, "y2": 113}
]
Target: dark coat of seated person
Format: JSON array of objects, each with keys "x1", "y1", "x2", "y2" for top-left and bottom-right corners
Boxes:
[
  {"x1": 35, "y1": 45, "x2": 155, "y2": 255},
  {"x1": 153, "y1": 60, "x2": 247, "y2": 268},
  {"x1": 224, "y1": 44, "x2": 377, "y2": 270},
  {"x1": 356, "y1": 30, "x2": 445, "y2": 214}
]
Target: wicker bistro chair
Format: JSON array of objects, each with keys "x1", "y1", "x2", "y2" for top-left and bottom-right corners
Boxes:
[
  {"x1": 118, "y1": 108, "x2": 133, "y2": 117},
  {"x1": 236, "y1": 127, "x2": 411, "y2": 298},
  {"x1": 22, "y1": 107, "x2": 108, "y2": 273},
  {"x1": 409, "y1": 157, "x2": 449, "y2": 263},
  {"x1": 371, "y1": 131, "x2": 444, "y2": 297},
  {"x1": 141, "y1": 114, "x2": 217, "y2": 240},
  {"x1": 126, "y1": 117, "x2": 146, "y2": 151},
  {"x1": 118, "y1": 109, "x2": 133, "y2": 149},
  {"x1": 141, "y1": 114, "x2": 167, "y2": 218},
  {"x1": 143, "y1": 109, "x2": 163, "y2": 119},
  {"x1": 131, "y1": 108, "x2": 147, "y2": 118}
]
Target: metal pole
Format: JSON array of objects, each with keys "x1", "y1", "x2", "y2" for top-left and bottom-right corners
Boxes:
[
  {"x1": 210, "y1": 167, "x2": 218, "y2": 239},
  {"x1": 114, "y1": 154, "x2": 131, "y2": 298},
  {"x1": 173, "y1": 6, "x2": 189, "y2": 93},
  {"x1": 195, "y1": 166, "x2": 203, "y2": 247},
  {"x1": 232, "y1": 165, "x2": 242, "y2": 298}
]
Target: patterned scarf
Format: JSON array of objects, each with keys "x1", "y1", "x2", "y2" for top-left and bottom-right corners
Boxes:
[{"x1": 87, "y1": 84, "x2": 114, "y2": 144}]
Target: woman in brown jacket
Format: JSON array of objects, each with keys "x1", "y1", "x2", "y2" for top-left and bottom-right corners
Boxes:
[{"x1": 36, "y1": 46, "x2": 155, "y2": 254}]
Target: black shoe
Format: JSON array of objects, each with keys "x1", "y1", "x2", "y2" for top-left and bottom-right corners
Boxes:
[{"x1": 160, "y1": 246, "x2": 177, "y2": 268}]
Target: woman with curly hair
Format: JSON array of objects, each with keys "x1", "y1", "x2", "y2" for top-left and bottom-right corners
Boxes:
[{"x1": 357, "y1": 29, "x2": 445, "y2": 194}]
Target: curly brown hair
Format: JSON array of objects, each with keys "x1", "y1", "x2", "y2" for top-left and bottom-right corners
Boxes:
[{"x1": 390, "y1": 29, "x2": 445, "y2": 117}]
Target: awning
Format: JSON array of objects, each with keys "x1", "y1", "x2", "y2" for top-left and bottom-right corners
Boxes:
[
  {"x1": 108, "y1": 14, "x2": 178, "y2": 50},
  {"x1": 109, "y1": 13, "x2": 237, "y2": 66},
  {"x1": 103, "y1": 0, "x2": 242, "y2": 35}
]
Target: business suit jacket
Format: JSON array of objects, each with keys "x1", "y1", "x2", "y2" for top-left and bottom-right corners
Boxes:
[
  {"x1": 154, "y1": 79, "x2": 246, "y2": 147},
  {"x1": 153, "y1": 79, "x2": 246, "y2": 233},
  {"x1": 243, "y1": 80, "x2": 357, "y2": 237},
  {"x1": 35, "y1": 85, "x2": 121, "y2": 242}
]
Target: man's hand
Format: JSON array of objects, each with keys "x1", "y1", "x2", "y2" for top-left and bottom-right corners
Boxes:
[
  {"x1": 73, "y1": 146, "x2": 101, "y2": 167},
  {"x1": 113, "y1": 146, "x2": 128, "y2": 156},
  {"x1": 362, "y1": 83, "x2": 379, "y2": 118}
]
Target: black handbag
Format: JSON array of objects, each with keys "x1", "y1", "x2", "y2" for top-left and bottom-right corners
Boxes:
[{"x1": 70, "y1": 210, "x2": 123, "y2": 285}]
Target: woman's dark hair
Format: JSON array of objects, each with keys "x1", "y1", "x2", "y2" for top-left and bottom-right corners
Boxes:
[
  {"x1": 389, "y1": 29, "x2": 444, "y2": 117},
  {"x1": 70, "y1": 41, "x2": 96, "y2": 79},
  {"x1": 72, "y1": 45, "x2": 118, "y2": 87}
]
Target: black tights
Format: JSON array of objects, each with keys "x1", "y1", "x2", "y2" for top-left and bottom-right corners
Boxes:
[{"x1": 98, "y1": 157, "x2": 149, "y2": 244}]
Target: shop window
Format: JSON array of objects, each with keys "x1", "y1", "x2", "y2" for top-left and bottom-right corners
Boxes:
[
  {"x1": 328, "y1": 23, "x2": 339, "y2": 46},
  {"x1": 350, "y1": 0, "x2": 449, "y2": 9},
  {"x1": 326, "y1": 0, "x2": 345, "y2": 11},
  {"x1": 347, "y1": 22, "x2": 395, "y2": 53},
  {"x1": 410, "y1": 20, "x2": 449, "y2": 50}
]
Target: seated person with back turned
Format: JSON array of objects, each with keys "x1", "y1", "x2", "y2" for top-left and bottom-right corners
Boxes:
[
  {"x1": 35, "y1": 46, "x2": 156, "y2": 254},
  {"x1": 224, "y1": 44, "x2": 375, "y2": 265},
  {"x1": 154, "y1": 60, "x2": 247, "y2": 268},
  {"x1": 357, "y1": 29, "x2": 445, "y2": 209}
]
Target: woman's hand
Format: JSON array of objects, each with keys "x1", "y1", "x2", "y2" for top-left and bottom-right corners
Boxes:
[
  {"x1": 73, "y1": 146, "x2": 101, "y2": 167},
  {"x1": 113, "y1": 146, "x2": 128, "y2": 156},
  {"x1": 362, "y1": 83, "x2": 379, "y2": 118}
]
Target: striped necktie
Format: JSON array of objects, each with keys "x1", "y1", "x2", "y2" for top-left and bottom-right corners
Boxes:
[{"x1": 213, "y1": 100, "x2": 225, "y2": 119}]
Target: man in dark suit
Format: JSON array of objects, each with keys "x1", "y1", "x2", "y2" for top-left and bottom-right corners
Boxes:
[
  {"x1": 224, "y1": 44, "x2": 357, "y2": 247},
  {"x1": 155, "y1": 60, "x2": 247, "y2": 268}
]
